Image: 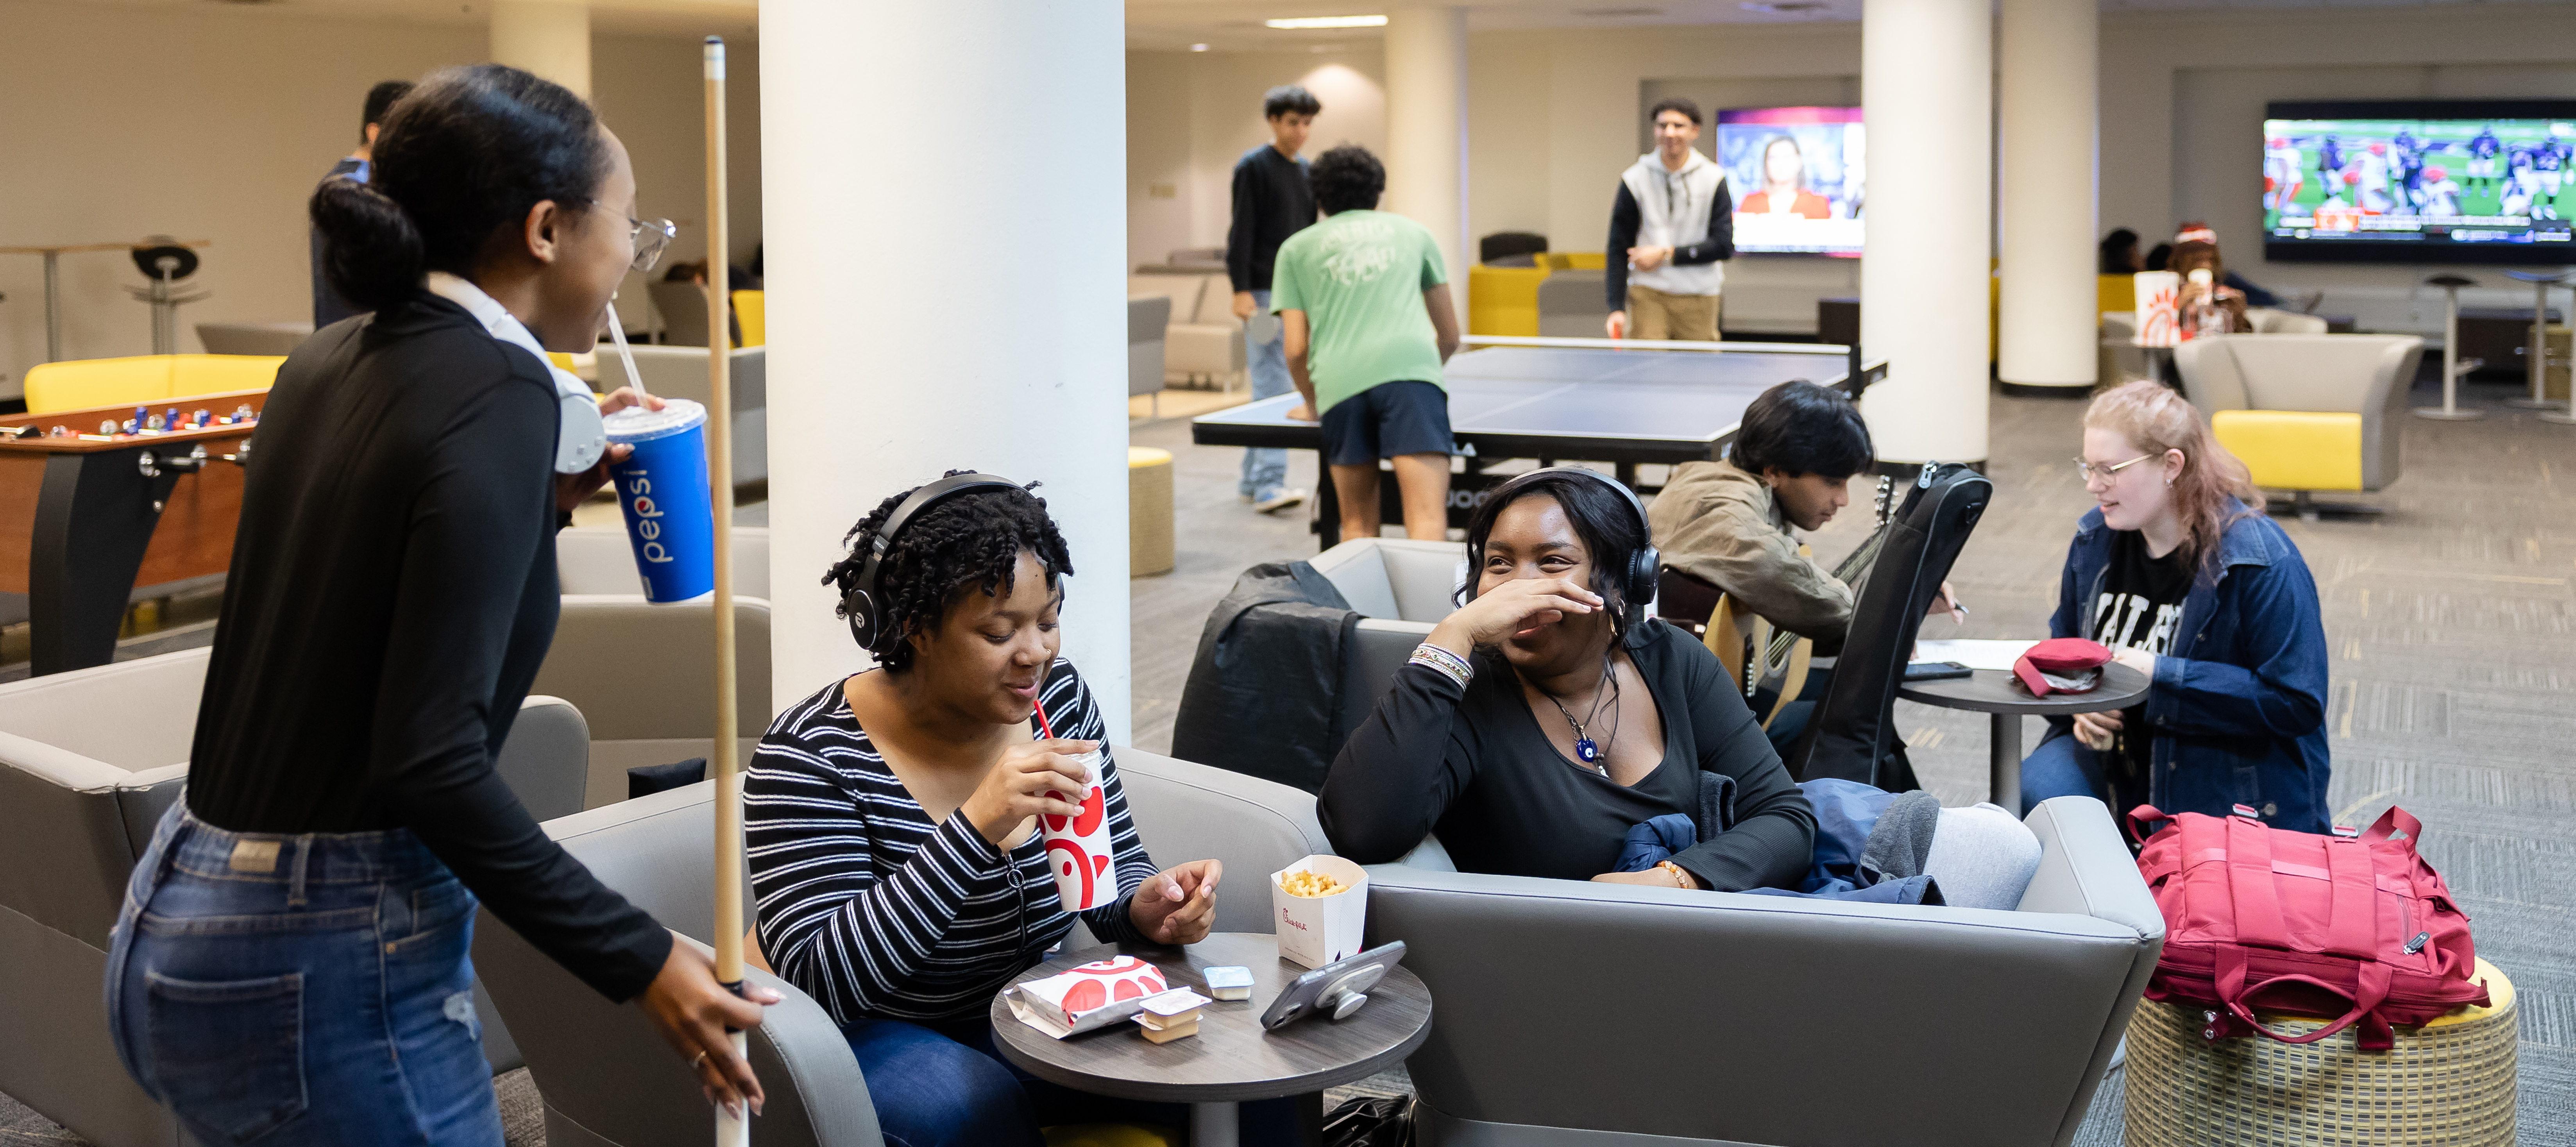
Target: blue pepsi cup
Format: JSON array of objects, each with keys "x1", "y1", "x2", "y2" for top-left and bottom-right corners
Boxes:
[{"x1": 603, "y1": 398, "x2": 714, "y2": 602}]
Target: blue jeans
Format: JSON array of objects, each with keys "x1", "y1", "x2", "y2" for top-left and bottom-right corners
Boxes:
[
  {"x1": 107, "y1": 803, "x2": 500, "y2": 1147},
  {"x1": 844, "y1": 1015, "x2": 1300, "y2": 1147},
  {"x1": 2019, "y1": 729, "x2": 2147, "y2": 818},
  {"x1": 1241, "y1": 288, "x2": 1290, "y2": 499}
]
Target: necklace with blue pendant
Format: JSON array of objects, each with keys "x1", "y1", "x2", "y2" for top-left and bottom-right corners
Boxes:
[{"x1": 1542, "y1": 652, "x2": 1619, "y2": 774}]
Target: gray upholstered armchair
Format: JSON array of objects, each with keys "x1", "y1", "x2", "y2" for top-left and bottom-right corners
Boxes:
[
  {"x1": 1305, "y1": 537, "x2": 1465, "y2": 740},
  {"x1": 471, "y1": 746, "x2": 1331, "y2": 1147},
  {"x1": 2174, "y1": 333, "x2": 2424, "y2": 520},
  {"x1": 1367, "y1": 796, "x2": 2162, "y2": 1147},
  {"x1": 546, "y1": 527, "x2": 773, "y2": 807},
  {"x1": 0, "y1": 649, "x2": 590, "y2": 1147}
]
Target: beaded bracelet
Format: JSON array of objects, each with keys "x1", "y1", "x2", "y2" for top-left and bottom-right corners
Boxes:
[
  {"x1": 1408, "y1": 643, "x2": 1474, "y2": 688},
  {"x1": 1657, "y1": 860, "x2": 1695, "y2": 890}
]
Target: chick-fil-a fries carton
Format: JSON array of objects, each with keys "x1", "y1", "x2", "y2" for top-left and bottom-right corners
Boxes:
[{"x1": 1270, "y1": 854, "x2": 1368, "y2": 970}]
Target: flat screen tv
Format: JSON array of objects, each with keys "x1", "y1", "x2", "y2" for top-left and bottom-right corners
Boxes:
[
  {"x1": 1715, "y1": 106, "x2": 1864, "y2": 256},
  {"x1": 2264, "y1": 100, "x2": 2576, "y2": 264}
]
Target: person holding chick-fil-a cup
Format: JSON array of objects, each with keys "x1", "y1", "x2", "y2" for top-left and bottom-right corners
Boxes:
[{"x1": 744, "y1": 472, "x2": 1300, "y2": 1147}]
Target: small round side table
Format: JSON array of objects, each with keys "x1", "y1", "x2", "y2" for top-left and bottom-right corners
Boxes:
[
  {"x1": 990, "y1": 933, "x2": 1433, "y2": 1147},
  {"x1": 1896, "y1": 660, "x2": 2150, "y2": 811}
]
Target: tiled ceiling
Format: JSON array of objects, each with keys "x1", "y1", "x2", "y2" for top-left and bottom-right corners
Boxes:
[
  {"x1": 41, "y1": 0, "x2": 756, "y2": 38},
  {"x1": 1125, "y1": 0, "x2": 2572, "y2": 49}
]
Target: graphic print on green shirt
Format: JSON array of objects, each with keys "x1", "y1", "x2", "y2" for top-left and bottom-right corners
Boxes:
[{"x1": 1269, "y1": 209, "x2": 1450, "y2": 415}]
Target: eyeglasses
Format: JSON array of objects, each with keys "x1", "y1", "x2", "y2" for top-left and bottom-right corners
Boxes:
[
  {"x1": 2073, "y1": 453, "x2": 2156, "y2": 483},
  {"x1": 592, "y1": 200, "x2": 676, "y2": 273}
]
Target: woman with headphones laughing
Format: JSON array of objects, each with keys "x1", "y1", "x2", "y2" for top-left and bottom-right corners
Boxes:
[
  {"x1": 1320, "y1": 468, "x2": 1816, "y2": 891},
  {"x1": 744, "y1": 472, "x2": 1287, "y2": 1147}
]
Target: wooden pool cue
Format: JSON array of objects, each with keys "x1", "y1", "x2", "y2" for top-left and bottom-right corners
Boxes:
[{"x1": 703, "y1": 33, "x2": 749, "y2": 1147}]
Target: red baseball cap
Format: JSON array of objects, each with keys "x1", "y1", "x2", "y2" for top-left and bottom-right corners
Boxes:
[{"x1": 2015, "y1": 638, "x2": 2113, "y2": 697}]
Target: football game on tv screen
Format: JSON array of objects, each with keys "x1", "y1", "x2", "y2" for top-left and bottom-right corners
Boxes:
[
  {"x1": 2264, "y1": 100, "x2": 2576, "y2": 263},
  {"x1": 1716, "y1": 106, "x2": 1864, "y2": 256}
]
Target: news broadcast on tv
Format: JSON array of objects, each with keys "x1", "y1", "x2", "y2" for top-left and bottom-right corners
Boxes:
[
  {"x1": 1715, "y1": 105, "x2": 1864, "y2": 255},
  {"x1": 2263, "y1": 101, "x2": 2576, "y2": 261}
]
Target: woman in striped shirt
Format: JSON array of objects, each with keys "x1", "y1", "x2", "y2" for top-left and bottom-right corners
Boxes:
[{"x1": 746, "y1": 475, "x2": 1255, "y2": 1147}]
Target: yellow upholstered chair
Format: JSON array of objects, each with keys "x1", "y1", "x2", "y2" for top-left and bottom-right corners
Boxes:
[
  {"x1": 2097, "y1": 274, "x2": 2133, "y2": 322},
  {"x1": 731, "y1": 289, "x2": 765, "y2": 347},
  {"x1": 23, "y1": 354, "x2": 284, "y2": 415},
  {"x1": 1541, "y1": 251, "x2": 1608, "y2": 272},
  {"x1": 2173, "y1": 333, "x2": 2424, "y2": 520},
  {"x1": 1467, "y1": 264, "x2": 1548, "y2": 336}
]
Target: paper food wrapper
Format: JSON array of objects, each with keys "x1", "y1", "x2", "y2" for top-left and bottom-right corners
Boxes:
[
  {"x1": 1271, "y1": 854, "x2": 1369, "y2": 970},
  {"x1": 2132, "y1": 271, "x2": 2181, "y2": 348},
  {"x1": 1005, "y1": 955, "x2": 1171, "y2": 1039},
  {"x1": 1040, "y1": 750, "x2": 1114, "y2": 911}
]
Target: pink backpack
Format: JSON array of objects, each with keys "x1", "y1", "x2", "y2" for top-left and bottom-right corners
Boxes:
[{"x1": 2130, "y1": 803, "x2": 2489, "y2": 1051}]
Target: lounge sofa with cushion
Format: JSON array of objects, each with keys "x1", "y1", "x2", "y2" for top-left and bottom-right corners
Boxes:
[
  {"x1": 472, "y1": 746, "x2": 1330, "y2": 1147},
  {"x1": 547, "y1": 527, "x2": 773, "y2": 807},
  {"x1": 2175, "y1": 332, "x2": 2424, "y2": 519},
  {"x1": 0, "y1": 649, "x2": 590, "y2": 1147},
  {"x1": 614, "y1": 344, "x2": 768, "y2": 488},
  {"x1": 1370, "y1": 796, "x2": 2160, "y2": 1147},
  {"x1": 21, "y1": 354, "x2": 284, "y2": 414},
  {"x1": 1130, "y1": 268, "x2": 1244, "y2": 386}
]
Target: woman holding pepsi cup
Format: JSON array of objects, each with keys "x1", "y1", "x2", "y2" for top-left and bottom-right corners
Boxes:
[
  {"x1": 108, "y1": 66, "x2": 769, "y2": 1146},
  {"x1": 745, "y1": 474, "x2": 1280, "y2": 1147}
]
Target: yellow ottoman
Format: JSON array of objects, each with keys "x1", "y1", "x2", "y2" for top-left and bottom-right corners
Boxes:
[
  {"x1": 1129, "y1": 447, "x2": 1174, "y2": 577},
  {"x1": 2125, "y1": 958, "x2": 2517, "y2": 1146}
]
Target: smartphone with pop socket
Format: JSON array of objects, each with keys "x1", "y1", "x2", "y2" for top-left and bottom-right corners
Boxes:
[{"x1": 1258, "y1": 940, "x2": 1406, "y2": 1030}]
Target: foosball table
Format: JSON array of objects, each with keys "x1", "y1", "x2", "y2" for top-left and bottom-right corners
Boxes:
[{"x1": 1, "y1": 389, "x2": 266, "y2": 675}]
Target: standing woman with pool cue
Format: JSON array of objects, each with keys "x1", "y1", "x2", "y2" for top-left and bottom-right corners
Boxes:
[{"x1": 104, "y1": 64, "x2": 772, "y2": 1146}]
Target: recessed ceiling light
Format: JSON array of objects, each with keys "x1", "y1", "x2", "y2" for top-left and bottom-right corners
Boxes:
[
  {"x1": 1265, "y1": 15, "x2": 1388, "y2": 29},
  {"x1": 1191, "y1": 43, "x2": 1210, "y2": 51},
  {"x1": 1741, "y1": 1, "x2": 1828, "y2": 11}
]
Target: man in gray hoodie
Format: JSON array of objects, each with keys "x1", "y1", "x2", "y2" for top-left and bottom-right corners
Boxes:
[{"x1": 1605, "y1": 97, "x2": 1733, "y2": 341}]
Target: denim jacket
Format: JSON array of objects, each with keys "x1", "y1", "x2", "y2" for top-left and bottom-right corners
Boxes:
[{"x1": 2043, "y1": 502, "x2": 2333, "y2": 832}]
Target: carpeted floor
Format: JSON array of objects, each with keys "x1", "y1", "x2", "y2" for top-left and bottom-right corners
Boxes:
[{"x1": 6, "y1": 374, "x2": 2567, "y2": 1145}]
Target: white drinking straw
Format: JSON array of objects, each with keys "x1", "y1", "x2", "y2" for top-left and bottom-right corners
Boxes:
[{"x1": 602, "y1": 298, "x2": 649, "y2": 400}]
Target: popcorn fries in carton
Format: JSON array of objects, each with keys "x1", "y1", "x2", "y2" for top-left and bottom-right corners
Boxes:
[{"x1": 1270, "y1": 854, "x2": 1368, "y2": 970}]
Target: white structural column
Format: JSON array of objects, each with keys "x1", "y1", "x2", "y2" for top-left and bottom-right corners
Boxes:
[
  {"x1": 489, "y1": 1, "x2": 591, "y2": 98},
  {"x1": 1384, "y1": 7, "x2": 1469, "y2": 320},
  {"x1": 1998, "y1": 0, "x2": 2099, "y2": 391},
  {"x1": 760, "y1": 0, "x2": 1131, "y2": 738},
  {"x1": 1859, "y1": 0, "x2": 1993, "y2": 464}
]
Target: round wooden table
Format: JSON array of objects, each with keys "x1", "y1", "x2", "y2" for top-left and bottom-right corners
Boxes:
[
  {"x1": 1897, "y1": 661, "x2": 2150, "y2": 811},
  {"x1": 989, "y1": 933, "x2": 1432, "y2": 1147}
]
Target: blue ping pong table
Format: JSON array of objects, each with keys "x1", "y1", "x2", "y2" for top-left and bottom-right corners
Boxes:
[{"x1": 1190, "y1": 337, "x2": 1885, "y2": 544}]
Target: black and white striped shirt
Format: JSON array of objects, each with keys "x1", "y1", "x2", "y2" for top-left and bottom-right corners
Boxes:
[{"x1": 745, "y1": 659, "x2": 1159, "y2": 1025}]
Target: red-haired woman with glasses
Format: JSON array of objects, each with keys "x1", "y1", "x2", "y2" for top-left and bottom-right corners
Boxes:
[{"x1": 2021, "y1": 381, "x2": 2331, "y2": 832}]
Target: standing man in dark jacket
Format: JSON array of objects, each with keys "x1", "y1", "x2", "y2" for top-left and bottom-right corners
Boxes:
[
  {"x1": 1226, "y1": 84, "x2": 1320, "y2": 516},
  {"x1": 310, "y1": 80, "x2": 413, "y2": 329}
]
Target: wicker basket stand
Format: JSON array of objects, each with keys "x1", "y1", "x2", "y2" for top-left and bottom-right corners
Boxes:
[{"x1": 2125, "y1": 957, "x2": 2517, "y2": 1146}]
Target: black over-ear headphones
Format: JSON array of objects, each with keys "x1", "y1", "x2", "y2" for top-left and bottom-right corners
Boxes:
[
  {"x1": 839, "y1": 472, "x2": 1025, "y2": 652},
  {"x1": 1477, "y1": 466, "x2": 1660, "y2": 608}
]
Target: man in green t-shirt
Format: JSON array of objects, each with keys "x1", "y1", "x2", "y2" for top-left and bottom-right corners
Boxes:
[{"x1": 1272, "y1": 144, "x2": 1461, "y2": 543}]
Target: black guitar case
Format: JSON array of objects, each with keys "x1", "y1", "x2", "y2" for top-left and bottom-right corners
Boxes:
[{"x1": 1785, "y1": 462, "x2": 1993, "y2": 790}]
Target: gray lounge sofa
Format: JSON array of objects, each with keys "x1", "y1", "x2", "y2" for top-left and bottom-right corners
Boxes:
[
  {"x1": 0, "y1": 649, "x2": 592, "y2": 1147},
  {"x1": 1368, "y1": 795, "x2": 2162, "y2": 1147},
  {"x1": 471, "y1": 746, "x2": 1333, "y2": 1147}
]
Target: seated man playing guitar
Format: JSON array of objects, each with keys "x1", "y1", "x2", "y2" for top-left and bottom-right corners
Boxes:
[{"x1": 1647, "y1": 381, "x2": 1961, "y2": 751}]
